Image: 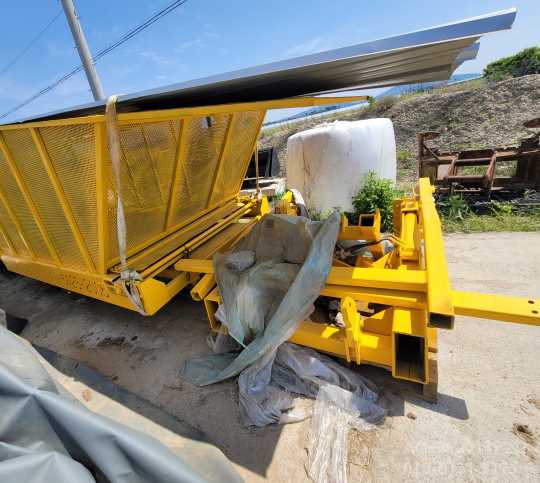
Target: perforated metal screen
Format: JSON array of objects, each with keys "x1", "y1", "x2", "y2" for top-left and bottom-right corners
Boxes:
[{"x1": 0, "y1": 108, "x2": 264, "y2": 274}]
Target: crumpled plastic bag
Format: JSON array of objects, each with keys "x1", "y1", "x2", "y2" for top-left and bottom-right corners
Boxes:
[
  {"x1": 237, "y1": 343, "x2": 386, "y2": 483},
  {"x1": 239, "y1": 342, "x2": 385, "y2": 428},
  {"x1": 182, "y1": 213, "x2": 340, "y2": 386},
  {"x1": 181, "y1": 213, "x2": 386, "y2": 483}
]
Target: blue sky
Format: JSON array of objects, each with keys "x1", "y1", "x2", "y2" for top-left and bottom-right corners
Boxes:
[{"x1": 0, "y1": 0, "x2": 537, "y2": 123}]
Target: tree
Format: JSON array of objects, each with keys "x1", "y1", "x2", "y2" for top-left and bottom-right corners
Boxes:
[{"x1": 483, "y1": 47, "x2": 540, "y2": 81}]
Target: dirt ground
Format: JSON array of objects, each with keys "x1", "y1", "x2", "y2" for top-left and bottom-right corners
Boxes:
[{"x1": 1, "y1": 232, "x2": 539, "y2": 482}]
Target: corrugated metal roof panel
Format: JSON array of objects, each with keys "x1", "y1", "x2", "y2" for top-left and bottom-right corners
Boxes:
[{"x1": 6, "y1": 8, "x2": 516, "y2": 124}]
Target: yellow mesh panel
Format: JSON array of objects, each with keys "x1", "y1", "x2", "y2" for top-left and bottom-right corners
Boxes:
[
  {"x1": 0, "y1": 139, "x2": 52, "y2": 263},
  {"x1": 39, "y1": 124, "x2": 98, "y2": 267},
  {"x1": 106, "y1": 120, "x2": 179, "y2": 260},
  {"x1": 211, "y1": 111, "x2": 264, "y2": 204},
  {"x1": 0, "y1": 106, "x2": 263, "y2": 273},
  {"x1": 0, "y1": 231, "x2": 8, "y2": 253},
  {"x1": 171, "y1": 114, "x2": 231, "y2": 225},
  {"x1": 2, "y1": 129, "x2": 84, "y2": 268},
  {"x1": 0, "y1": 200, "x2": 28, "y2": 256}
]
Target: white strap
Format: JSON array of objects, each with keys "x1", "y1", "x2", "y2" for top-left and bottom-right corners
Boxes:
[{"x1": 105, "y1": 95, "x2": 147, "y2": 315}]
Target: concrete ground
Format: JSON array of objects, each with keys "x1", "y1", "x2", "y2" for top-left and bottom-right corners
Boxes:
[{"x1": 0, "y1": 232, "x2": 539, "y2": 482}]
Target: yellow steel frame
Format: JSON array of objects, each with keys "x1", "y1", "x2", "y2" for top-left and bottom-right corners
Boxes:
[
  {"x1": 30, "y1": 127, "x2": 97, "y2": 273},
  {"x1": 0, "y1": 96, "x2": 363, "y2": 315},
  {"x1": 0, "y1": 183, "x2": 36, "y2": 258},
  {"x1": 174, "y1": 178, "x2": 539, "y2": 395},
  {"x1": 165, "y1": 118, "x2": 190, "y2": 229},
  {"x1": 207, "y1": 113, "x2": 237, "y2": 207},
  {"x1": 95, "y1": 122, "x2": 109, "y2": 274},
  {"x1": 1, "y1": 89, "x2": 537, "y2": 393}
]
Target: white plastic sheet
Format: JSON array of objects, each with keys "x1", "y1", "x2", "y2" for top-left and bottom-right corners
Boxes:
[
  {"x1": 182, "y1": 213, "x2": 386, "y2": 483},
  {"x1": 307, "y1": 384, "x2": 383, "y2": 483}
]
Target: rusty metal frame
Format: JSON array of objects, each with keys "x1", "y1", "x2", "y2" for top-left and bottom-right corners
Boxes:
[{"x1": 417, "y1": 119, "x2": 540, "y2": 196}]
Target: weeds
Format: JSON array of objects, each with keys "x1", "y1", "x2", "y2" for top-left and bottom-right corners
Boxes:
[
  {"x1": 437, "y1": 194, "x2": 470, "y2": 221},
  {"x1": 442, "y1": 211, "x2": 540, "y2": 233},
  {"x1": 438, "y1": 196, "x2": 540, "y2": 233},
  {"x1": 352, "y1": 171, "x2": 401, "y2": 231},
  {"x1": 397, "y1": 150, "x2": 413, "y2": 162}
]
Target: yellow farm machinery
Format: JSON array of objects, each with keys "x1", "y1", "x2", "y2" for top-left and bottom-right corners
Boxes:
[
  {"x1": 0, "y1": 95, "x2": 538, "y2": 399},
  {"x1": 174, "y1": 178, "x2": 539, "y2": 398},
  {"x1": 0, "y1": 7, "x2": 536, "y2": 398}
]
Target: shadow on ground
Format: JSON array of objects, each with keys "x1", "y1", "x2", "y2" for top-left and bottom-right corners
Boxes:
[
  {"x1": 359, "y1": 364, "x2": 469, "y2": 421},
  {"x1": 0, "y1": 271, "x2": 284, "y2": 478}
]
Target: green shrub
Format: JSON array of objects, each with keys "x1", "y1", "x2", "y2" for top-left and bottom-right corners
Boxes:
[
  {"x1": 352, "y1": 171, "x2": 400, "y2": 232},
  {"x1": 483, "y1": 47, "x2": 540, "y2": 81}
]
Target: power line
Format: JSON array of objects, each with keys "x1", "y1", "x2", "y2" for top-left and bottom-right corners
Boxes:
[
  {"x1": 1, "y1": 0, "x2": 188, "y2": 120},
  {"x1": 0, "y1": 10, "x2": 62, "y2": 78}
]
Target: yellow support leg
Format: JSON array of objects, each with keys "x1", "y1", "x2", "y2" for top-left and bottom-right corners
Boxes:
[{"x1": 417, "y1": 177, "x2": 455, "y2": 328}]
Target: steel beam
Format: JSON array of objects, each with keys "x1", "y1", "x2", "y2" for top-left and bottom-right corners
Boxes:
[
  {"x1": 95, "y1": 122, "x2": 108, "y2": 274},
  {"x1": 0, "y1": 184, "x2": 34, "y2": 258},
  {"x1": 320, "y1": 284, "x2": 427, "y2": 309},
  {"x1": 453, "y1": 291, "x2": 540, "y2": 326},
  {"x1": 289, "y1": 319, "x2": 392, "y2": 368},
  {"x1": 0, "y1": 217, "x2": 15, "y2": 255},
  {"x1": 191, "y1": 274, "x2": 216, "y2": 302},
  {"x1": 417, "y1": 177, "x2": 455, "y2": 328},
  {"x1": 326, "y1": 266, "x2": 426, "y2": 291},
  {"x1": 165, "y1": 118, "x2": 191, "y2": 229},
  {"x1": 207, "y1": 113, "x2": 237, "y2": 207},
  {"x1": 234, "y1": 112, "x2": 266, "y2": 195},
  {"x1": 140, "y1": 201, "x2": 255, "y2": 279},
  {"x1": 175, "y1": 258, "x2": 427, "y2": 292}
]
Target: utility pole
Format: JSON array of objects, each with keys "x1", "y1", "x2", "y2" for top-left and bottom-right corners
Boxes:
[{"x1": 60, "y1": 0, "x2": 105, "y2": 101}]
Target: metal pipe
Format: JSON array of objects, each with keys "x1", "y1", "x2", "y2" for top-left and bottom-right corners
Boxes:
[{"x1": 61, "y1": 0, "x2": 105, "y2": 101}]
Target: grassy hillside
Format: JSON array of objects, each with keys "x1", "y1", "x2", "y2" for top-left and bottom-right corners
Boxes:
[{"x1": 260, "y1": 74, "x2": 540, "y2": 189}]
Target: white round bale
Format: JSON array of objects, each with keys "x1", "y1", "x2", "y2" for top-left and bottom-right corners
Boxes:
[{"x1": 286, "y1": 118, "x2": 396, "y2": 214}]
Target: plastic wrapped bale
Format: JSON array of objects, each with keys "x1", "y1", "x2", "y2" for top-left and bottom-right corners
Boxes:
[{"x1": 286, "y1": 119, "x2": 397, "y2": 214}]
